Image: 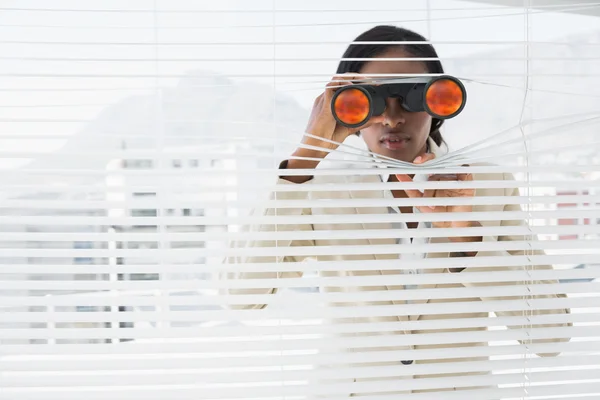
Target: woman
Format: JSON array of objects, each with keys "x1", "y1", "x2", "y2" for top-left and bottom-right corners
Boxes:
[{"x1": 222, "y1": 25, "x2": 570, "y2": 397}]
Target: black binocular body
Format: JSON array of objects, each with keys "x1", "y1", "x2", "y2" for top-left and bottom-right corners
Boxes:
[{"x1": 331, "y1": 75, "x2": 467, "y2": 128}]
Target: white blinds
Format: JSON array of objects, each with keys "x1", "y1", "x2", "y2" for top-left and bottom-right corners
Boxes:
[{"x1": 1, "y1": 1, "x2": 600, "y2": 399}]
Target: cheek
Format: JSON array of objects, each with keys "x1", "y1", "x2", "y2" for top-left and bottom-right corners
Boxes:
[
  {"x1": 408, "y1": 113, "x2": 433, "y2": 135},
  {"x1": 359, "y1": 127, "x2": 379, "y2": 143}
]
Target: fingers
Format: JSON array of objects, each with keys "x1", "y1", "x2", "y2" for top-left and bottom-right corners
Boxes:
[
  {"x1": 324, "y1": 73, "x2": 365, "y2": 100},
  {"x1": 458, "y1": 173, "x2": 473, "y2": 182},
  {"x1": 426, "y1": 172, "x2": 475, "y2": 200},
  {"x1": 312, "y1": 92, "x2": 324, "y2": 108},
  {"x1": 458, "y1": 164, "x2": 473, "y2": 181},
  {"x1": 430, "y1": 173, "x2": 460, "y2": 181},
  {"x1": 394, "y1": 152, "x2": 436, "y2": 199},
  {"x1": 458, "y1": 171, "x2": 473, "y2": 181},
  {"x1": 396, "y1": 164, "x2": 475, "y2": 214},
  {"x1": 423, "y1": 189, "x2": 436, "y2": 199},
  {"x1": 395, "y1": 174, "x2": 423, "y2": 199},
  {"x1": 326, "y1": 73, "x2": 363, "y2": 89},
  {"x1": 330, "y1": 72, "x2": 365, "y2": 83},
  {"x1": 413, "y1": 152, "x2": 436, "y2": 164},
  {"x1": 428, "y1": 172, "x2": 473, "y2": 183}
]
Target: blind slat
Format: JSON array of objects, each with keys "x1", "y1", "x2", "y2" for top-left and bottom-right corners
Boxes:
[
  {"x1": 3, "y1": 195, "x2": 600, "y2": 210},
  {"x1": 1, "y1": 298, "x2": 591, "y2": 323},
  {"x1": 4, "y1": 356, "x2": 600, "y2": 388},
  {"x1": 1, "y1": 283, "x2": 597, "y2": 308},
  {"x1": 3, "y1": 370, "x2": 600, "y2": 399},
  {"x1": 2, "y1": 209, "x2": 598, "y2": 226},
  {"x1": 2, "y1": 165, "x2": 600, "y2": 175},
  {"x1": 4, "y1": 271, "x2": 600, "y2": 291},
  {"x1": 2, "y1": 180, "x2": 600, "y2": 191},
  {"x1": 0, "y1": 312, "x2": 595, "y2": 341},
  {"x1": 2, "y1": 340, "x2": 599, "y2": 371},
  {"x1": 2, "y1": 224, "x2": 599, "y2": 242},
  {"x1": 3, "y1": 254, "x2": 598, "y2": 274},
  {"x1": 3, "y1": 240, "x2": 600, "y2": 258}
]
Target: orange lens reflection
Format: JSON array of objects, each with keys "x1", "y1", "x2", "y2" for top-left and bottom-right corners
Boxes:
[
  {"x1": 425, "y1": 78, "x2": 464, "y2": 117},
  {"x1": 333, "y1": 88, "x2": 370, "y2": 125}
]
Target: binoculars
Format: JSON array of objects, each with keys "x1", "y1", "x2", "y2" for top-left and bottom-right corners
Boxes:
[{"x1": 331, "y1": 75, "x2": 467, "y2": 128}]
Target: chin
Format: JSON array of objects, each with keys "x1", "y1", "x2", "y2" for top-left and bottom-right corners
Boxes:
[
  {"x1": 374, "y1": 144, "x2": 414, "y2": 161},
  {"x1": 375, "y1": 148, "x2": 411, "y2": 162}
]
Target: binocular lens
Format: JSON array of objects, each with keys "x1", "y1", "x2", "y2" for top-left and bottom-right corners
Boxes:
[
  {"x1": 332, "y1": 88, "x2": 370, "y2": 126},
  {"x1": 425, "y1": 78, "x2": 465, "y2": 118}
]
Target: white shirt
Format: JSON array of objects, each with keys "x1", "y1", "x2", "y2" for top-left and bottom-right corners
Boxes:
[{"x1": 376, "y1": 163, "x2": 431, "y2": 300}]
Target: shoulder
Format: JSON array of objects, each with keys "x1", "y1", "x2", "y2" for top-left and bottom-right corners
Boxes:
[
  {"x1": 469, "y1": 162, "x2": 518, "y2": 197},
  {"x1": 469, "y1": 162, "x2": 515, "y2": 180}
]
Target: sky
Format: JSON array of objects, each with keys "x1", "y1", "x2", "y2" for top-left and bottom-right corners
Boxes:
[{"x1": 0, "y1": 0, "x2": 599, "y2": 169}]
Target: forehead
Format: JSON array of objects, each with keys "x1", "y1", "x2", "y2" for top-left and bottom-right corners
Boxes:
[{"x1": 359, "y1": 47, "x2": 428, "y2": 76}]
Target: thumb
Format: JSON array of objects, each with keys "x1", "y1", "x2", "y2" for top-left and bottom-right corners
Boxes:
[{"x1": 395, "y1": 174, "x2": 422, "y2": 198}]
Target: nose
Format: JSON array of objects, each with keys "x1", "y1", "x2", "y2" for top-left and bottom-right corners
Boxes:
[{"x1": 382, "y1": 98, "x2": 407, "y2": 127}]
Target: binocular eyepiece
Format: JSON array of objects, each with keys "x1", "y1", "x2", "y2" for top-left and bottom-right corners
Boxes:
[{"x1": 331, "y1": 75, "x2": 467, "y2": 128}]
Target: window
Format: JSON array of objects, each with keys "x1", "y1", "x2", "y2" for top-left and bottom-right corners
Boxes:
[
  {"x1": 73, "y1": 241, "x2": 94, "y2": 264},
  {"x1": 3, "y1": 2, "x2": 597, "y2": 398},
  {"x1": 122, "y1": 159, "x2": 153, "y2": 169},
  {"x1": 131, "y1": 209, "x2": 157, "y2": 217}
]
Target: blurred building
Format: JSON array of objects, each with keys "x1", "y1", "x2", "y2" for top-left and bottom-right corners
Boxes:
[
  {"x1": 0, "y1": 191, "x2": 109, "y2": 344},
  {"x1": 0, "y1": 71, "x2": 308, "y2": 344},
  {"x1": 105, "y1": 142, "x2": 236, "y2": 281}
]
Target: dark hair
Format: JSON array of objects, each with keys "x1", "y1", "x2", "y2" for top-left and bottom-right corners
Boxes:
[{"x1": 336, "y1": 25, "x2": 446, "y2": 148}]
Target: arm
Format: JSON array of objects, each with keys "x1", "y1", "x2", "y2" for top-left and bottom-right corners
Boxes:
[
  {"x1": 220, "y1": 176, "x2": 316, "y2": 310},
  {"x1": 449, "y1": 174, "x2": 571, "y2": 356},
  {"x1": 220, "y1": 73, "x2": 376, "y2": 310},
  {"x1": 219, "y1": 149, "x2": 331, "y2": 310}
]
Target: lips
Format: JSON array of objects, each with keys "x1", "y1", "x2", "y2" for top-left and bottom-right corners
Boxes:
[{"x1": 380, "y1": 132, "x2": 411, "y2": 150}]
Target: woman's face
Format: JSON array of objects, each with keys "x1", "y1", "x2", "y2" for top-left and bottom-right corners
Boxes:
[{"x1": 358, "y1": 47, "x2": 432, "y2": 162}]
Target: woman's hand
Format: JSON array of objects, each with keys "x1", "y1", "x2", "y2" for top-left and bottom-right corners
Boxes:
[
  {"x1": 395, "y1": 153, "x2": 482, "y2": 256},
  {"x1": 284, "y1": 74, "x2": 384, "y2": 182},
  {"x1": 304, "y1": 74, "x2": 375, "y2": 152}
]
